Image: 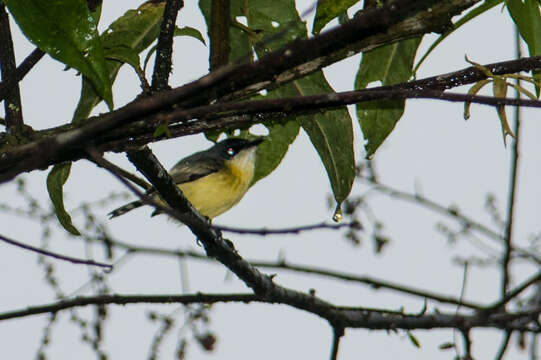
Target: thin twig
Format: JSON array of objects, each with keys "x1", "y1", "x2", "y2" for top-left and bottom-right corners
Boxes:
[
  {"x1": 213, "y1": 221, "x2": 359, "y2": 235},
  {"x1": 362, "y1": 178, "x2": 502, "y2": 240},
  {"x1": 461, "y1": 329, "x2": 473, "y2": 360},
  {"x1": 0, "y1": 48, "x2": 44, "y2": 103},
  {"x1": 87, "y1": 156, "x2": 151, "y2": 191},
  {"x1": 502, "y1": 26, "x2": 523, "y2": 299},
  {"x1": 0, "y1": 293, "x2": 260, "y2": 321},
  {"x1": 530, "y1": 332, "x2": 537, "y2": 360},
  {"x1": 486, "y1": 270, "x2": 541, "y2": 311},
  {"x1": 82, "y1": 235, "x2": 485, "y2": 309},
  {"x1": 86, "y1": 149, "x2": 179, "y2": 219},
  {"x1": 329, "y1": 326, "x2": 344, "y2": 360},
  {"x1": 362, "y1": 177, "x2": 541, "y2": 263},
  {"x1": 495, "y1": 331, "x2": 512, "y2": 360},
  {"x1": 151, "y1": 0, "x2": 183, "y2": 91},
  {"x1": 0, "y1": 233, "x2": 112, "y2": 269}
]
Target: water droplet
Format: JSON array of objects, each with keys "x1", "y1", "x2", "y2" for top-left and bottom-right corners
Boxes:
[{"x1": 332, "y1": 205, "x2": 342, "y2": 223}]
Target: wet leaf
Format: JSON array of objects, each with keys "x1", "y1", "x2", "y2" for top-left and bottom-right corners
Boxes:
[
  {"x1": 506, "y1": 0, "x2": 541, "y2": 96},
  {"x1": 174, "y1": 26, "x2": 206, "y2": 45},
  {"x1": 5, "y1": 0, "x2": 113, "y2": 110},
  {"x1": 312, "y1": 0, "x2": 358, "y2": 34},
  {"x1": 200, "y1": 0, "x2": 355, "y2": 208},
  {"x1": 493, "y1": 76, "x2": 514, "y2": 142},
  {"x1": 73, "y1": 1, "x2": 165, "y2": 122},
  {"x1": 143, "y1": 26, "x2": 206, "y2": 71},
  {"x1": 46, "y1": 163, "x2": 81, "y2": 236},
  {"x1": 464, "y1": 79, "x2": 490, "y2": 120},
  {"x1": 356, "y1": 37, "x2": 421, "y2": 157}
]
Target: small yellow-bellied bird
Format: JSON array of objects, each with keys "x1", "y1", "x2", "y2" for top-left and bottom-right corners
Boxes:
[{"x1": 109, "y1": 138, "x2": 263, "y2": 219}]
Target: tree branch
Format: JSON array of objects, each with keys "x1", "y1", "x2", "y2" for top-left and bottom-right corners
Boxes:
[
  {"x1": 486, "y1": 269, "x2": 541, "y2": 311},
  {"x1": 118, "y1": 145, "x2": 472, "y2": 330},
  {"x1": 89, "y1": 154, "x2": 151, "y2": 191},
  {"x1": 0, "y1": 293, "x2": 260, "y2": 321},
  {"x1": 495, "y1": 330, "x2": 512, "y2": 360},
  {"x1": 213, "y1": 221, "x2": 359, "y2": 235},
  {"x1": 4, "y1": 85, "x2": 541, "y2": 184},
  {"x1": 151, "y1": 0, "x2": 184, "y2": 91},
  {"x1": 329, "y1": 326, "x2": 344, "y2": 360},
  {"x1": 0, "y1": 48, "x2": 44, "y2": 103},
  {"x1": 360, "y1": 175, "x2": 541, "y2": 264},
  {"x1": 502, "y1": 27, "x2": 523, "y2": 300},
  {"x1": 0, "y1": 233, "x2": 112, "y2": 269},
  {"x1": 0, "y1": 0, "x2": 489, "y2": 180},
  {"x1": 1, "y1": 291, "x2": 540, "y2": 333},
  {"x1": 83, "y1": 234, "x2": 485, "y2": 309},
  {"x1": 0, "y1": 4, "x2": 24, "y2": 130},
  {"x1": 209, "y1": 0, "x2": 230, "y2": 70}
]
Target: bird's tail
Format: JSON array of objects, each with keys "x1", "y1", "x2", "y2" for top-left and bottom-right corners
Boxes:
[{"x1": 108, "y1": 200, "x2": 144, "y2": 219}]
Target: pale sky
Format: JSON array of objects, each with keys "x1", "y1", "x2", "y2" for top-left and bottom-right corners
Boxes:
[{"x1": 1, "y1": 2, "x2": 540, "y2": 359}]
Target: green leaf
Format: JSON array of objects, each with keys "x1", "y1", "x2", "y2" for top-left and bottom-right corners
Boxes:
[
  {"x1": 506, "y1": 0, "x2": 541, "y2": 95},
  {"x1": 200, "y1": 0, "x2": 301, "y2": 179},
  {"x1": 493, "y1": 76, "x2": 514, "y2": 142},
  {"x1": 46, "y1": 163, "x2": 81, "y2": 236},
  {"x1": 312, "y1": 0, "x2": 358, "y2": 34},
  {"x1": 104, "y1": 45, "x2": 141, "y2": 70},
  {"x1": 464, "y1": 79, "x2": 491, "y2": 120},
  {"x1": 200, "y1": 0, "x2": 355, "y2": 207},
  {"x1": 174, "y1": 26, "x2": 206, "y2": 45},
  {"x1": 199, "y1": 0, "x2": 252, "y2": 63},
  {"x1": 506, "y1": 0, "x2": 541, "y2": 56},
  {"x1": 250, "y1": 0, "x2": 354, "y2": 207},
  {"x1": 73, "y1": 1, "x2": 166, "y2": 123},
  {"x1": 90, "y1": 3, "x2": 102, "y2": 25},
  {"x1": 408, "y1": 332, "x2": 421, "y2": 348},
  {"x1": 143, "y1": 25, "x2": 207, "y2": 72},
  {"x1": 356, "y1": 37, "x2": 421, "y2": 157},
  {"x1": 357, "y1": 100, "x2": 405, "y2": 157},
  {"x1": 296, "y1": 74, "x2": 355, "y2": 208},
  {"x1": 414, "y1": 0, "x2": 503, "y2": 73},
  {"x1": 5, "y1": 0, "x2": 113, "y2": 110},
  {"x1": 153, "y1": 123, "x2": 172, "y2": 138},
  {"x1": 252, "y1": 120, "x2": 300, "y2": 184}
]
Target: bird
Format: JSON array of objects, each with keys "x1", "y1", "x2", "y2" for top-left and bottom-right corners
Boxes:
[{"x1": 109, "y1": 137, "x2": 264, "y2": 219}]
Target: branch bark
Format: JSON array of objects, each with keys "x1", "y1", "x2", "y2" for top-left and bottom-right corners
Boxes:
[
  {"x1": 151, "y1": 0, "x2": 184, "y2": 91},
  {"x1": 1, "y1": 291, "x2": 540, "y2": 334},
  {"x1": 2, "y1": 56, "x2": 541, "y2": 182},
  {"x1": 208, "y1": 0, "x2": 230, "y2": 70},
  {"x1": 0, "y1": 4, "x2": 24, "y2": 131},
  {"x1": 0, "y1": 0, "x2": 485, "y2": 181}
]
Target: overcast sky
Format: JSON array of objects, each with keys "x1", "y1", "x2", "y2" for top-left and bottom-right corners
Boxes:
[{"x1": 1, "y1": 1, "x2": 540, "y2": 359}]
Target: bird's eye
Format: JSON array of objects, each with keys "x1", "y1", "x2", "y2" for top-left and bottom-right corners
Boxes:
[{"x1": 226, "y1": 147, "x2": 235, "y2": 156}]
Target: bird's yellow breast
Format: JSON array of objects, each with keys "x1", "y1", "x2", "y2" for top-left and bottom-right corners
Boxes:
[{"x1": 178, "y1": 148, "x2": 257, "y2": 218}]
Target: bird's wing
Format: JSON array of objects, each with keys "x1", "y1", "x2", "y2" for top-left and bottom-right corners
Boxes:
[{"x1": 169, "y1": 154, "x2": 224, "y2": 184}]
